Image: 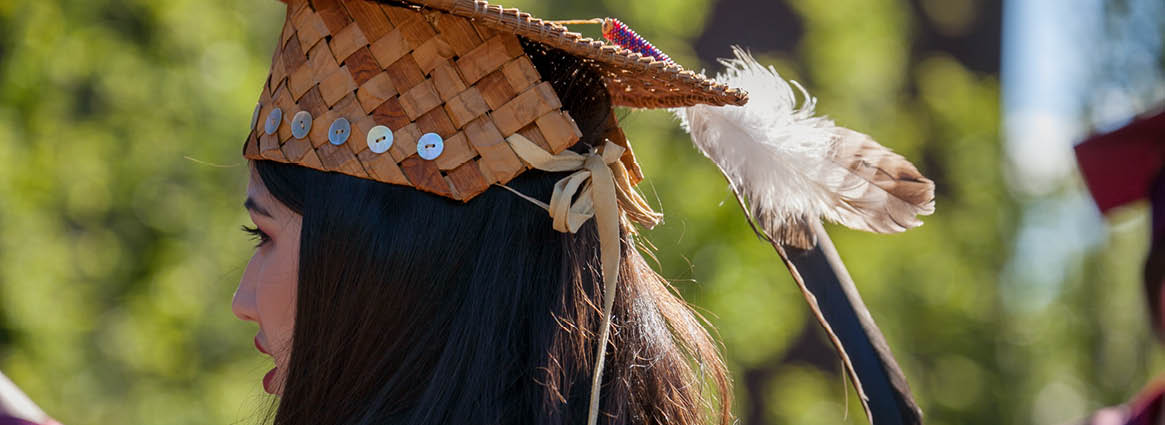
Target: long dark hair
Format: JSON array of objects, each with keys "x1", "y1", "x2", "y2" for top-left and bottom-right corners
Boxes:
[{"x1": 252, "y1": 39, "x2": 731, "y2": 425}]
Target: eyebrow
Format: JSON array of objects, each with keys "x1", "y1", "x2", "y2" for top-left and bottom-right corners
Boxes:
[{"x1": 244, "y1": 197, "x2": 273, "y2": 218}]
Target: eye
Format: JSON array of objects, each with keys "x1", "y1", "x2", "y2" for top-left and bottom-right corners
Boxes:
[{"x1": 241, "y1": 225, "x2": 271, "y2": 248}]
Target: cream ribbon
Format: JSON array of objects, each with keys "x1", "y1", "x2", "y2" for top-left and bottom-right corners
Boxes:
[{"x1": 500, "y1": 134, "x2": 628, "y2": 425}]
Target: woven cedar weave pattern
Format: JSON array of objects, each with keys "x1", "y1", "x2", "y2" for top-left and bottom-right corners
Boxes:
[
  {"x1": 408, "y1": 0, "x2": 748, "y2": 109},
  {"x1": 245, "y1": 0, "x2": 587, "y2": 201}
]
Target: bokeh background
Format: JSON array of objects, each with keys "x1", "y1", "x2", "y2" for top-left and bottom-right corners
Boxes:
[{"x1": 0, "y1": 0, "x2": 1163, "y2": 424}]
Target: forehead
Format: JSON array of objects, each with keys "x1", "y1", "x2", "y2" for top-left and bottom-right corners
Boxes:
[
  {"x1": 247, "y1": 165, "x2": 266, "y2": 197},
  {"x1": 246, "y1": 165, "x2": 277, "y2": 210}
]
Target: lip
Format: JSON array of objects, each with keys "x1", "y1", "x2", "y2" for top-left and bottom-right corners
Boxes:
[
  {"x1": 263, "y1": 367, "x2": 277, "y2": 394},
  {"x1": 254, "y1": 335, "x2": 270, "y2": 355}
]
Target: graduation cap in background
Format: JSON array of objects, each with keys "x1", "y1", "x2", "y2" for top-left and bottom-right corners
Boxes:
[{"x1": 1076, "y1": 108, "x2": 1165, "y2": 333}]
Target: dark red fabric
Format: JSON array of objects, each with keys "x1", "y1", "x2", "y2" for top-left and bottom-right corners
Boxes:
[
  {"x1": 1124, "y1": 381, "x2": 1165, "y2": 425},
  {"x1": 1075, "y1": 110, "x2": 1165, "y2": 214}
]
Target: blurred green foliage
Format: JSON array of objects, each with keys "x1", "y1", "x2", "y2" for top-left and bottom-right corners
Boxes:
[{"x1": 0, "y1": 0, "x2": 1158, "y2": 425}]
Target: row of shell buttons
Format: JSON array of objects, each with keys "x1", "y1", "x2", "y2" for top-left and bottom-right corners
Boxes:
[{"x1": 259, "y1": 106, "x2": 445, "y2": 161}]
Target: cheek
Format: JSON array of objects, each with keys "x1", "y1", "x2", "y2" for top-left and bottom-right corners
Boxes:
[{"x1": 256, "y1": 244, "x2": 298, "y2": 360}]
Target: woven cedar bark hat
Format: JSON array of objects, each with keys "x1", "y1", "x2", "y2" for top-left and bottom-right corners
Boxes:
[
  {"x1": 242, "y1": 2, "x2": 746, "y2": 423},
  {"x1": 241, "y1": 0, "x2": 936, "y2": 424},
  {"x1": 243, "y1": 0, "x2": 746, "y2": 201}
]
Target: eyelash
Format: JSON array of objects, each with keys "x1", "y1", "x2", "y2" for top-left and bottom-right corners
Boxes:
[{"x1": 240, "y1": 225, "x2": 271, "y2": 248}]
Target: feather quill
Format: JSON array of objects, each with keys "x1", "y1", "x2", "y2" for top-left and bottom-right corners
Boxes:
[{"x1": 674, "y1": 47, "x2": 935, "y2": 248}]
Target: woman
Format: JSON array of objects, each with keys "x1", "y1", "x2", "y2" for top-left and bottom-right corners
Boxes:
[
  {"x1": 2, "y1": 0, "x2": 934, "y2": 423},
  {"x1": 238, "y1": 0, "x2": 746, "y2": 421},
  {"x1": 234, "y1": 37, "x2": 732, "y2": 425}
]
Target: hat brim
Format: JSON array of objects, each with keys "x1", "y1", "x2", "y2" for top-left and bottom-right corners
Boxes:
[{"x1": 402, "y1": 0, "x2": 748, "y2": 109}]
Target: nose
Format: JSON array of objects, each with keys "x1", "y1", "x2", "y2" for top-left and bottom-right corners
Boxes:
[{"x1": 233, "y1": 256, "x2": 260, "y2": 323}]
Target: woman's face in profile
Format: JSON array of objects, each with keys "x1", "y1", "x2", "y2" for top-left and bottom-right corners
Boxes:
[{"x1": 233, "y1": 167, "x2": 301, "y2": 395}]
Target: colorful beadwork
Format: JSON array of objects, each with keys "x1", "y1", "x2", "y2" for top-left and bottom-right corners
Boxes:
[{"x1": 601, "y1": 18, "x2": 673, "y2": 64}]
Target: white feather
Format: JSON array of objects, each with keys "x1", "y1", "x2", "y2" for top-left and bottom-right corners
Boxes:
[
  {"x1": 675, "y1": 48, "x2": 840, "y2": 231},
  {"x1": 674, "y1": 47, "x2": 933, "y2": 242}
]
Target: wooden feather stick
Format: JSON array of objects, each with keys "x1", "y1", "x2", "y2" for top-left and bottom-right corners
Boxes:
[
  {"x1": 779, "y1": 222, "x2": 923, "y2": 424},
  {"x1": 676, "y1": 47, "x2": 933, "y2": 424},
  {"x1": 725, "y1": 183, "x2": 923, "y2": 424}
]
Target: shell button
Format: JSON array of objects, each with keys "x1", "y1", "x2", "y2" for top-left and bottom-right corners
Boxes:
[
  {"x1": 291, "y1": 111, "x2": 312, "y2": 139},
  {"x1": 264, "y1": 107, "x2": 282, "y2": 135},
  {"x1": 366, "y1": 125, "x2": 394, "y2": 154},
  {"x1": 417, "y1": 133, "x2": 444, "y2": 160},
  {"x1": 328, "y1": 117, "x2": 351, "y2": 145},
  {"x1": 251, "y1": 104, "x2": 262, "y2": 132}
]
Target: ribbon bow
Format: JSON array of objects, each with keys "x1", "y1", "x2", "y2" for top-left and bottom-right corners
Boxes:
[
  {"x1": 501, "y1": 134, "x2": 658, "y2": 425},
  {"x1": 501, "y1": 135, "x2": 625, "y2": 236}
]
